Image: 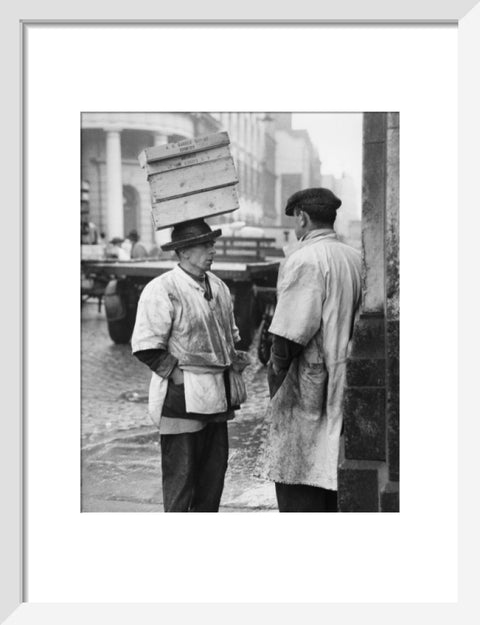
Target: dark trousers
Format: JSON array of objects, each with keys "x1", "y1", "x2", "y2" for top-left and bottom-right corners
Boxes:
[
  {"x1": 160, "y1": 422, "x2": 228, "y2": 512},
  {"x1": 275, "y1": 482, "x2": 338, "y2": 512}
]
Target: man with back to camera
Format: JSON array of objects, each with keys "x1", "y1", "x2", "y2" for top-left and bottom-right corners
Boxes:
[
  {"x1": 259, "y1": 188, "x2": 362, "y2": 512},
  {"x1": 127, "y1": 229, "x2": 148, "y2": 259},
  {"x1": 131, "y1": 218, "x2": 248, "y2": 512}
]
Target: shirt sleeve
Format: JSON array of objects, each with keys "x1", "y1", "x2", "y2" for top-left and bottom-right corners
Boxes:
[
  {"x1": 270, "y1": 334, "x2": 303, "y2": 371},
  {"x1": 133, "y1": 348, "x2": 178, "y2": 378},
  {"x1": 229, "y1": 298, "x2": 241, "y2": 345},
  {"x1": 131, "y1": 280, "x2": 175, "y2": 352},
  {"x1": 269, "y1": 252, "x2": 326, "y2": 346}
]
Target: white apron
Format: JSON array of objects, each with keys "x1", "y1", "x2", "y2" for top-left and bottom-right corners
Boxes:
[{"x1": 147, "y1": 370, "x2": 228, "y2": 428}]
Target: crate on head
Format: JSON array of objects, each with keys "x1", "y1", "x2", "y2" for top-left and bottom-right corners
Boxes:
[{"x1": 138, "y1": 131, "x2": 240, "y2": 230}]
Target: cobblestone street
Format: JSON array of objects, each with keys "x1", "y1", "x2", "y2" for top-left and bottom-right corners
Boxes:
[{"x1": 81, "y1": 300, "x2": 277, "y2": 512}]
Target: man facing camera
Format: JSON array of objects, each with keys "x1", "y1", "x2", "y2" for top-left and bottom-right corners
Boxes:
[
  {"x1": 132, "y1": 219, "x2": 248, "y2": 512},
  {"x1": 260, "y1": 188, "x2": 362, "y2": 512}
]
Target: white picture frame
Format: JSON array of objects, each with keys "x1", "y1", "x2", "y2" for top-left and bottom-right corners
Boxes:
[{"x1": 3, "y1": 1, "x2": 478, "y2": 622}]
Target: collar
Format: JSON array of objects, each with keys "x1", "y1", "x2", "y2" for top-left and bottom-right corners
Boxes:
[
  {"x1": 173, "y1": 264, "x2": 203, "y2": 290},
  {"x1": 284, "y1": 228, "x2": 337, "y2": 257},
  {"x1": 300, "y1": 228, "x2": 336, "y2": 242},
  {"x1": 178, "y1": 263, "x2": 206, "y2": 284},
  {"x1": 174, "y1": 264, "x2": 213, "y2": 300}
]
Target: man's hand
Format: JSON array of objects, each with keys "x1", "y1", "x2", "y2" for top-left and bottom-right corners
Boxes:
[
  {"x1": 267, "y1": 360, "x2": 287, "y2": 399},
  {"x1": 170, "y1": 366, "x2": 184, "y2": 385},
  {"x1": 232, "y1": 350, "x2": 251, "y2": 373}
]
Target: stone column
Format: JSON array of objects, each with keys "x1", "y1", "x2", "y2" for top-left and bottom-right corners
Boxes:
[
  {"x1": 338, "y1": 112, "x2": 399, "y2": 513},
  {"x1": 362, "y1": 114, "x2": 386, "y2": 313},
  {"x1": 104, "y1": 128, "x2": 124, "y2": 239},
  {"x1": 384, "y1": 113, "x2": 400, "y2": 509},
  {"x1": 153, "y1": 132, "x2": 168, "y2": 146}
]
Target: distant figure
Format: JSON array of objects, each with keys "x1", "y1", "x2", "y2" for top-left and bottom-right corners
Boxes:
[
  {"x1": 107, "y1": 237, "x2": 130, "y2": 260},
  {"x1": 127, "y1": 229, "x2": 148, "y2": 259},
  {"x1": 81, "y1": 212, "x2": 99, "y2": 244},
  {"x1": 98, "y1": 232, "x2": 107, "y2": 256},
  {"x1": 149, "y1": 244, "x2": 161, "y2": 259},
  {"x1": 121, "y1": 237, "x2": 132, "y2": 257}
]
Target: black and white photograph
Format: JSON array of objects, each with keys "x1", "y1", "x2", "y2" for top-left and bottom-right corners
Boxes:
[
  {"x1": 6, "y1": 10, "x2": 469, "y2": 616},
  {"x1": 80, "y1": 111, "x2": 399, "y2": 513}
]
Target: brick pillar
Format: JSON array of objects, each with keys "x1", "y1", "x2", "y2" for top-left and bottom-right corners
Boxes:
[
  {"x1": 384, "y1": 113, "x2": 400, "y2": 505},
  {"x1": 338, "y1": 112, "x2": 399, "y2": 512}
]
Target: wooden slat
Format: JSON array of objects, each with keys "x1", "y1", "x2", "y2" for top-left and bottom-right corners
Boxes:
[
  {"x1": 213, "y1": 254, "x2": 267, "y2": 263},
  {"x1": 221, "y1": 236, "x2": 276, "y2": 244},
  {"x1": 152, "y1": 186, "x2": 240, "y2": 229},
  {"x1": 218, "y1": 245, "x2": 271, "y2": 252},
  {"x1": 150, "y1": 156, "x2": 238, "y2": 202},
  {"x1": 139, "y1": 132, "x2": 230, "y2": 166},
  {"x1": 144, "y1": 146, "x2": 231, "y2": 176}
]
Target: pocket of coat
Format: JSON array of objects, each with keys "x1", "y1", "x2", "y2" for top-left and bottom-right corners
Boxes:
[{"x1": 298, "y1": 362, "x2": 328, "y2": 418}]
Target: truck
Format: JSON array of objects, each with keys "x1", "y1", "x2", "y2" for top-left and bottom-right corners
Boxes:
[{"x1": 81, "y1": 235, "x2": 280, "y2": 361}]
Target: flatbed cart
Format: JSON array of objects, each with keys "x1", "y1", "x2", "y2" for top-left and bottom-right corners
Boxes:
[{"x1": 81, "y1": 256, "x2": 279, "y2": 358}]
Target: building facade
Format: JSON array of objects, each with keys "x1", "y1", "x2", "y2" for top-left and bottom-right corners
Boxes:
[
  {"x1": 321, "y1": 172, "x2": 361, "y2": 249},
  {"x1": 81, "y1": 112, "x2": 322, "y2": 250},
  {"x1": 81, "y1": 112, "x2": 219, "y2": 248},
  {"x1": 272, "y1": 113, "x2": 322, "y2": 229}
]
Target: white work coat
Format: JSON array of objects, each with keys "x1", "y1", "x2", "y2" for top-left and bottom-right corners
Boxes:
[
  {"x1": 131, "y1": 265, "x2": 241, "y2": 420},
  {"x1": 259, "y1": 230, "x2": 362, "y2": 490}
]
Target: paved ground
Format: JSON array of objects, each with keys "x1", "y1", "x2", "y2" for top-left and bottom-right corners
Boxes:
[{"x1": 81, "y1": 300, "x2": 277, "y2": 512}]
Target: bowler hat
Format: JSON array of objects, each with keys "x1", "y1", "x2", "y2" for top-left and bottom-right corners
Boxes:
[
  {"x1": 285, "y1": 187, "x2": 342, "y2": 217},
  {"x1": 161, "y1": 219, "x2": 222, "y2": 251}
]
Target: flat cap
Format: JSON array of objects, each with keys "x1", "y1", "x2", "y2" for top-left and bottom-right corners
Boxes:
[{"x1": 285, "y1": 187, "x2": 342, "y2": 216}]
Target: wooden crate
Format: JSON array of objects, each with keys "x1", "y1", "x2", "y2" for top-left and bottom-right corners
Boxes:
[
  {"x1": 139, "y1": 132, "x2": 230, "y2": 166},
  {"x1": 151, "y1": 186, "x2": 240, "y2": 230},
  {"x1": 143, "y1": 145, "x2": 231, "y2": 177},
  {"x1": 139, "y1": 132, "x2": 239, "y2": 229}
]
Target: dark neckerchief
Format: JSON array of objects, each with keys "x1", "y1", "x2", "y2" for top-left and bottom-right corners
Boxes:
[{"x1": 178, "y1": 264, "x2": 213, "y2": 301}]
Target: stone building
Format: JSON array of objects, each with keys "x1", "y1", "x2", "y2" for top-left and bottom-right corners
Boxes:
[
  {"x1": 321, "y1": 172, "x2": 361, "y2": 249},
  {"x1": 272, "y1": 113, "x2": 322, "y2": 228},
  {"x1": 210, "y1": 112, "x2": 321, "y2": 230},
  {"x1": 338, "y1": 112, "x2": 400, "y2": 512},
  {"x1": 81, "y1": 112, "x2": 321, "y2": 248},
  {"x1": 209, "y1": 113, "x2": 272, "y2": 225},
  {"x1": 81, "y1": 112, "x2": 219, "y2": 248}
]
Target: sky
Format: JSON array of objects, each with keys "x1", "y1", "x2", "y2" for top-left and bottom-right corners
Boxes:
[{"x1": 291, "y1": 113, "x2": 363, "y2": 209}]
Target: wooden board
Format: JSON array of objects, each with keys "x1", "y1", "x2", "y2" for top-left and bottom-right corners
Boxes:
[
  {"x1": 144, "y1": 145, "x2": 231, "y2": 177},
  {"x1": 151, "y1": 186, "x2": 240, "y2": 229},
  {"x1": 150, "y1": 156, "x2": 238, "y2": 202},
  {"x1": 82, "y1": 258, "x2": 279, "y2": 282},
  {"x1": 139, "y1": 131, "x2": 230, "y2": 167}
]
